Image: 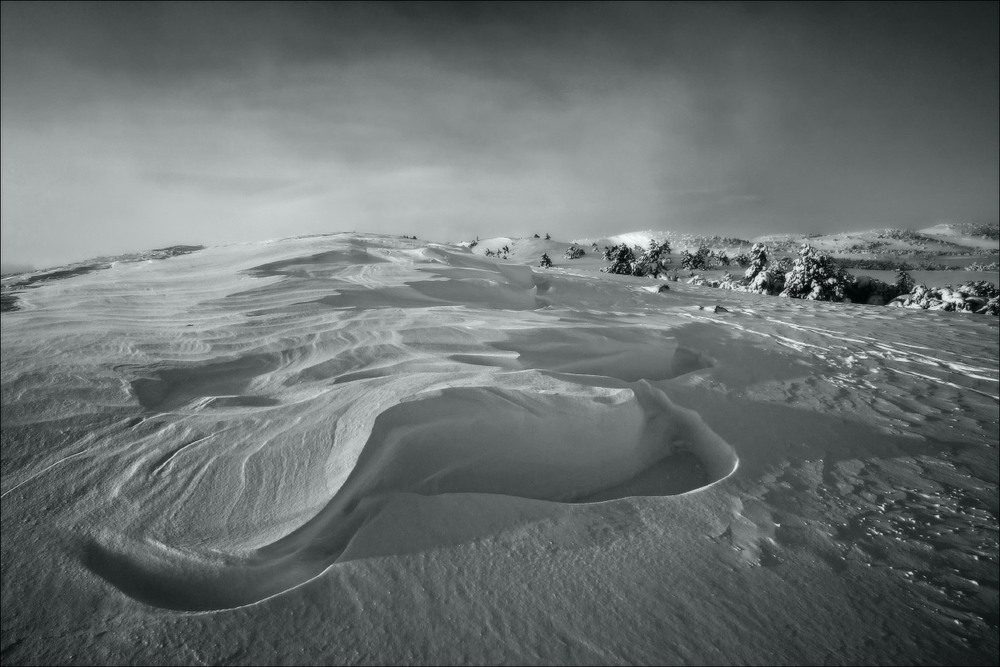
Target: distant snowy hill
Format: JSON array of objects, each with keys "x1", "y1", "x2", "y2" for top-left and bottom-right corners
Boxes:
[
  {"x1": 574, "y1": 229, "x2": 753, "y2": 252},
  {"x1": 573, "y1": 222, "x2": 999, "y2": 259},
  {"x1": 918, "y1": 222, "x2": 1000, "y2": 250}
]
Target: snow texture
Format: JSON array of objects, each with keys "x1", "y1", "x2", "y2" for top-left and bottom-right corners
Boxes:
[{"x1": 1, "y1": 232, "x2": 997, "y2": 665}]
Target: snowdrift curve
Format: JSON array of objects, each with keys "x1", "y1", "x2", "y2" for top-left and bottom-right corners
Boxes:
[{"x1": 82, "y1": 379, "x2": 736, "y2": 611}]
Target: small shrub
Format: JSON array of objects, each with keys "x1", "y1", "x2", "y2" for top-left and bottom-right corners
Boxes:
[
  {"x1": 732, "y1": 252, "x2": 751, "y2": 268},
  {"x1": 967, "y1": 261, "x2": 1000, "y2": 271},
  {"x1": 681, "y1": 245, "x2": 715, "y2": 270},
  {"x1": 679, "y1": 249, "x2": 693, "y2": 270},
  {"x1": 896, "y1": 270, "x2": 915, "y2": 295},
  {"x1": 957, "y1": 280, "x2": 999, "y2": 299}
]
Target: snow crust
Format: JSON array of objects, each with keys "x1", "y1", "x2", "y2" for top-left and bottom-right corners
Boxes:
[{"x1": 1, "y1": 233, "x2": 997, "y2": 664}]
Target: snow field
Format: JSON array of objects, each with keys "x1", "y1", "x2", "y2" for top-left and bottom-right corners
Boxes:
[{"x1": 1, "y1": 232, "x2": 996, "y2": 664}]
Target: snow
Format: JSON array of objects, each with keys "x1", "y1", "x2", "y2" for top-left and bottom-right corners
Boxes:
[{"x1": 1, "y1": 232, "x2": 997, "y2": 664}]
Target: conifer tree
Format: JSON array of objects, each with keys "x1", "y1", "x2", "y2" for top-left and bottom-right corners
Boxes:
[{"x1": 601, "y1": 244, "x2": 636, "y2": 275}]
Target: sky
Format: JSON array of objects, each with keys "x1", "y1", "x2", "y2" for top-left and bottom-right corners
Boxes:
[{"x1": 2, "y1": 2, "x2": 998, "y2": 270}]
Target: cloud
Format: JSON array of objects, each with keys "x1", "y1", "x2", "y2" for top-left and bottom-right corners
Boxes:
[
  {"x1": 142, "y1": 171, "x2": 302, "y2": 197},
  {"x1": 2, "y1": 2, "x2": 997, "y2": 267}
]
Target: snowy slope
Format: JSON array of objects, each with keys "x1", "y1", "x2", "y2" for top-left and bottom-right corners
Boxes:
[
  {"x1": 919, "y1": 222, "x2": 1000, "y2": 252},
  {"x1": 752, "y1": 227, "x2": 999, "y2": 259},
  {"x1": 570, "y1": 223, "x2": 999, "y2": 260},
  {"x1": 1, "y1": 233, "x2": 997, "y2": 664}
]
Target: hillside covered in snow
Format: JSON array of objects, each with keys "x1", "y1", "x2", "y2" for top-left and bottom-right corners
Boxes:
[
  {"x1": 1, "y1": 231, "x2": 997, "y2": 665},
  {"x1": 573, "y1": 221, "x2": 999, "y2": 264}
]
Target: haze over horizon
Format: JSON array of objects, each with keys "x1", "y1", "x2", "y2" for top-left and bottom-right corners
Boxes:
[{"x1": 2, "y1": 2, "x2": 998, "y2": 270}]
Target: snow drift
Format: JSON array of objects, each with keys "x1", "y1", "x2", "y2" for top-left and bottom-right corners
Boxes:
[{"x1": 1, "y1": 233, "x2": 996, "y2": 664}]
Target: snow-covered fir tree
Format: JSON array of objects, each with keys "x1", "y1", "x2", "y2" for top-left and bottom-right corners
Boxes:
[
  {"x1": 779, "y1": 244, "x2": 853, "y2": 301},
  {"x1": 634, "y1": 239, "x2": 671, "y2": 277},
  {"x1": 601, "y1": 244, "x2": 636, "y2": 275},
  {"x1": 742, "y1": 243, "x2": 768, "y2": 283}
]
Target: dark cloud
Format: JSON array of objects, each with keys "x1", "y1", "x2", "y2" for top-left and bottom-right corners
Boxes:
[{"x1": 2, "y1": 2, "x2": 997, "y2": 267}]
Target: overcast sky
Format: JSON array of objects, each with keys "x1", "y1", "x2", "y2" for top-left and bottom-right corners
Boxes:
[{"x1": 2, "y1": 2, "x2": 998, "y2": 269}]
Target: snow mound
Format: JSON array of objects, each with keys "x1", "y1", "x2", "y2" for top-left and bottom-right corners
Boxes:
[
  {"x1": 338, "y1": 380, "x2": 736, "y2": 504},
  {"x1": 82, "y1": 377, "x2": 736, "y2": 611}
]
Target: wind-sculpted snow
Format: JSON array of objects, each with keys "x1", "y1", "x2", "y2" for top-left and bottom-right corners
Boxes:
[
  {"x1": 81, "y1": 379, "x2": 735, "y2": 611},
  {"x1": 2, "y1": 236, "x2": 737, "y2": 612},
  {"x1": 1, "y1": 233, "x2": 997, "y2": 664},
  {"x1": 0, "y1": 245, "x2": 204, "y2": 312},
  {"x1": 129, "y1": 355, "x2": 284, "y2": 411},
  {"x1": 480, "y1": 327, "x2": 713, "y2": 381}
]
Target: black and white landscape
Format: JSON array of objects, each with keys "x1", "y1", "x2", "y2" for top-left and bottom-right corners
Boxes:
[
  {"x1": 2, "y1": 226, "x2": 997, "y2": 664},
  {"x1": 1, "y1": 3, "x2": 998, "y2": 665}
]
